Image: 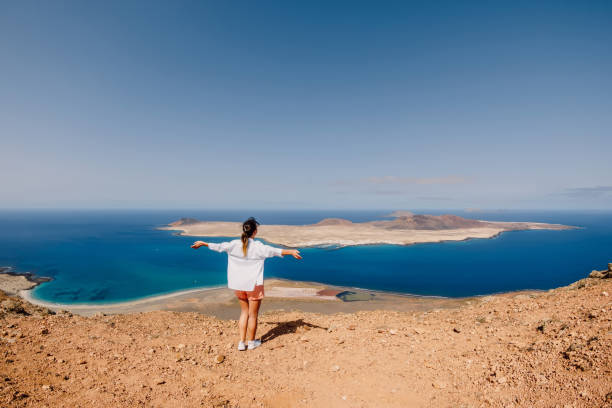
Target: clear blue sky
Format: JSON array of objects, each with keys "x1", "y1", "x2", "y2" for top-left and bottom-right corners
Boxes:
[{"x1": 1, "y1": 1, "x2": 611, "y2": 210}]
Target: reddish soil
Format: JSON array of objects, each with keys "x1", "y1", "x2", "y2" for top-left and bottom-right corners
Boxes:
[{"x1": 1, "y1": 275, "x2": 611, "y2": 407}]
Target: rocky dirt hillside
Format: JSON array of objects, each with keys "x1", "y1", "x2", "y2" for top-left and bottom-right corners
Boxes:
[{"x1": 1, "y1": 267, "x2": 611, "y2": 407}]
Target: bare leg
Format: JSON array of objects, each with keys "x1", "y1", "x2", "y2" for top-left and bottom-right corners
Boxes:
[
  {"x1": 247, "y1": 299, "x2": 261, "y2": 341},
  {"x1": 238, "y1": 298, "x2": 249, "y2": 343}
]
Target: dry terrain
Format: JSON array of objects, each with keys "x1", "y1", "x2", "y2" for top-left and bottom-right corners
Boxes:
[
  {"x1": 162, "y1": 213, "x2": 573, "y2": 247},
  {"x1": 1, "y1": 267, "x2": 611, "y2": 407}
]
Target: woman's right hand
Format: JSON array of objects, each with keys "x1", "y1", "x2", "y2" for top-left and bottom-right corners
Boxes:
[{"x1": 191, "y1": 241, "x2": 208, "y2": 249}]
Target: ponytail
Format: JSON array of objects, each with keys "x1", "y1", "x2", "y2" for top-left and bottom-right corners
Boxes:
[
  {"x1": 241, "y1": 217, "x2": 259, "y2": 257},
  {"x1": 241, "y1": 232, "x2": 249, "y2": 256}
]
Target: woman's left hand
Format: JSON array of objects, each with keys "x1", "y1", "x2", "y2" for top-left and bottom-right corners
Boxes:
[{"x1": 191, "y1": 241, "x2": 208, "y2": 249}]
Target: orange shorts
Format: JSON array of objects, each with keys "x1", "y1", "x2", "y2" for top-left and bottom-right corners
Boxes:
[{"x1": 235, "y1": 285, "x2": 264, "y2": 301}]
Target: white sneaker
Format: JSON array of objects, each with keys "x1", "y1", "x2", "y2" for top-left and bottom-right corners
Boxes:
[
  {"x1": 237, "y1": 341, "x2": 246, "y2": 351},
  {"x1": 247, "y1": 340, "x2": 261, "y2": 350}
]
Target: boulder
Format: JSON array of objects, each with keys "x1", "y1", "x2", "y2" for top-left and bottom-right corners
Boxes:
[{"x1": 588, "y1": 264, "x2": 612, "y2": 279}]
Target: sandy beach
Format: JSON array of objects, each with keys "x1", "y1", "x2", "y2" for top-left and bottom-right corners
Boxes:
[
  {"x1": 161, "y1": 213, "x2": 573, "y2": 248},
  {"x1": 15, "y1": 277, "x2": 473, "y2": 320}
]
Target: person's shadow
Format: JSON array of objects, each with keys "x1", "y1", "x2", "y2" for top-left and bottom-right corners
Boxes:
[{"x1": 260, "y1": 319, "x2": 327, "y2": 343}]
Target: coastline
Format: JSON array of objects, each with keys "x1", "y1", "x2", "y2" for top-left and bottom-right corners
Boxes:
[
  {"x1": 12, "y1": 274, "x2": 511, "y2": 319},
  {"x1": 0, "y1": 266, "x2": 52, "y2": 295},
  {"x1": 1, "y1": 265, "x2": 554, "y2": 320},
  {"x1": 19, "y1": 285, "x2": 226, "y2": 311}
]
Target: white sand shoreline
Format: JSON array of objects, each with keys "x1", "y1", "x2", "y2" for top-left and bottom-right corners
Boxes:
[
  {"x1": 11, "y1": 276, "x2": 478, "y2": 319},
  {"x1": 19, "y1": 278, "x2": 454, "y2": 311},
  {"x1": 19, "y1": 285, "x2": 225, "y2": 311}
]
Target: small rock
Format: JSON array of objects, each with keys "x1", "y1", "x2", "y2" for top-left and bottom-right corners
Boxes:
[
  {"x1": 588, "y1": 311, "x2": 598, "y2": 319},
  {"x1": 536, "y1": 320, "x2": 551, "y2": 333},
  {"x1": 330, "y1": 365, "x2": 340, "y2": 372},
  {"x1": 78, "y1": 360, "x2": 87, "y2": 365},
  {"x1": 156, "y1": 379, "x2": 166, "y2": 385},
  {"x1": 148, "y1": 349, "x2": 155, "y2": 354},
  {"x1": 432, "y1": 381, "x2": 447, "y2": 389},
  {"x1": 347, "y1": 325, "x2": 356, "y2": 331},
  {"x1": 177, "y1": 343, "x2": 185, "y2": 350},
  {"x1": 579, "y1": 391, "x2": 588, "y2": 398},
  {"x1": 41, "y1": 384, "x2": 52, "y2": 391},
  {"x1": 497, "y1": 377, "x2": 507, "y2": 384},
  {"x1": 389, "y1": 329, "x2": 397, "y2": 335},
  {"x1": 13, "y1": 391, "x2": 28, "y2": 400},
  {"x1": 453, "y1": 327, "x2": 461, "y2": 333},
  {"x1": 63, "y1": 375, "x2": 69, "y2": 381},
  {"x1": 41, "y1": 328, "x2": 49, "y2": 335},
  {"x1": 602, "y1": 291, "x2": 609, "y2": 297},
  {"x1": 215, "y1": 355, "x2": 225, "y2": 364}
]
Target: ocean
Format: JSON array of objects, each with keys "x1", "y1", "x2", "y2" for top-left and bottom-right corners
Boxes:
[{"x1": 0, "y1": 209, "x2": 610, "y2": 304}]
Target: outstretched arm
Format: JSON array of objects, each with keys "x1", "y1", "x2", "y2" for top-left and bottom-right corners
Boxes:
[
  {"x1": 194, "y1": 241, "x2": 233, "y2": 253},
  {"x1": 281, "y1": 249, "x2": 302, "y2": 259}
]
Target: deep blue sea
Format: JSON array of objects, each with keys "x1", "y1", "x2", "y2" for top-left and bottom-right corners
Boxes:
[{"x1": 0, "y1": 210, "x2": 610, "y2": 304}]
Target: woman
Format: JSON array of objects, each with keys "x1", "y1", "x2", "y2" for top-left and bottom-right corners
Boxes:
[{"x1": 191, "y1": 217, "x2": 302, "y2": 350}]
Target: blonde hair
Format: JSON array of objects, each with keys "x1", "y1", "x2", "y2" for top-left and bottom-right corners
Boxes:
[{"x1": 241, "y1": 217, "x2": 258, "y2": 256}]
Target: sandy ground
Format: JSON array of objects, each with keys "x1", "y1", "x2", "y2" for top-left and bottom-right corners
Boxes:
[
  {"x1": 0, "y1": 275, "x2": 37, "y2": 296},
  {"x1": 161, "y1": 219, "x2": 572, "y2": 248},
  {"x1": 1, "y1": 268, "x2": 611, "y2": 407}
]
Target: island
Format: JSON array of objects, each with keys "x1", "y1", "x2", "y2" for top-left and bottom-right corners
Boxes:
[{"x1": 160, "y1": 212, "x2": 574, "y2": 247}]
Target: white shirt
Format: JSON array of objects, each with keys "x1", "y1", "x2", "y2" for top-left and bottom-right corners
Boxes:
[{"x1": 208, "y1": 238, "x2": 283, "y2": 291}]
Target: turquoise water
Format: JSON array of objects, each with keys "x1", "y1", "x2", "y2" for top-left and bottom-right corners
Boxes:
[{"x1": 0, "y1": 210, "x2": 610, "y2": 303}]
